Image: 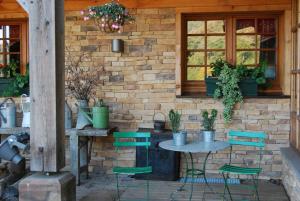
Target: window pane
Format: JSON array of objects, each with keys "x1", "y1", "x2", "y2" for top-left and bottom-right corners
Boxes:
[
  {"x1": 0, "y1": 40, "x2": 3, "y2": 52},
  {"x1": 257, "y1": 35, "x2": 276, "y2": 49},
  {"x1": 236, "y1": 51, "x2": 256, "y2": 65},
  {"x1": 258, "y1": 19, "x2": 276, "y2": 33},
  {"x1": 6, "y1": 40, "x2": 20, "y2": 53},
  {"x1": 258, "y1": 51, "x2": 276, "y2": 66},
  {"x1": 207, "y1": 20, "x2": 225, "y2": 33},
  {"x1": 207, "y1": 51, "x2": 225, "y2": 64},
  {"x1": 188, "y1": 36, "x2": 205, "y2": 49},
  {"x1": 187, "y1": 67, "x2": 205, "y2": 81},
  {"x1": 237, "y1": 35, "x2": 256, "y2": 49},
  {"x1": 188, "y1": 21, "x2": 205, "y2": 34},
  {"x1": 0, "y1": 54, "x2": 4, "y2": 66},
  {"x1": 207, "y1": 36, "x2": 225, "y2": 49},
  {"x1": 0, "y1": 26, "x2": 3, "y2": 38},
  {"x1": 8, "y1": 25, "x2": 20, "y2": 38},
  {"x1": 207, "y1": 67, "x2": 213, "y2": 77},
  {"x1": 8, "y1": 54, "x2": 20, "y2": 65},
  {"x1": 187, "y1": 52, "x2": 205, "y2": 65},
  {"x1": 236, "y1": 19, "x2": 255, "y2": 33}
]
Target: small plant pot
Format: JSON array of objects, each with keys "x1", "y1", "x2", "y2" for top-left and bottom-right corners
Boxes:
[
  {"x1": 201, "y1": 130, "x2": 215, "y2": 142},
  {"x1": 173, "y1": 131, "x2": 187, "y2": 146}
]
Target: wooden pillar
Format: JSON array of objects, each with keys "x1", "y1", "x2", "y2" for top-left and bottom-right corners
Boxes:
[{"x1": 17, "y1": 0, "x2": 65, "y2": 172}]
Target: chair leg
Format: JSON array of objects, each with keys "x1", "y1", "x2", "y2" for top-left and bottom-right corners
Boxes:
[
  {"x1": 115, "y1": 174, "x2": 121, "y2": 201},
  {"x1": 252, "y1": 175, "x2": 260, "y2": 201},
  {"x1": 146, "y1": 179, "x2": 150, "y2": 201},
  {"x1": 222, "y1": 173, "x2": 233, "y2": 201}
]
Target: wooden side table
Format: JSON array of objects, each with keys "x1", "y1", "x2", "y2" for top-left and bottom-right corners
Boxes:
[{"x1": 69, "y1": 127, "x2": 117, "y2": 186}]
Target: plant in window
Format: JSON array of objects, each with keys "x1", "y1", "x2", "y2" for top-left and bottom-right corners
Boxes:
[
  {"x1": 2, "y1": 64, "x2": 29, "y2": 97},
  {"x1": 214, "y1": 64, "x2": 243, "y2": 124},
  {"x1": 81, "y1": 0, "x2": 135, "y2": 33}
]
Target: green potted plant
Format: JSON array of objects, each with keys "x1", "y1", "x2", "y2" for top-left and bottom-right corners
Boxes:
[
  {"x1": 1, "y1": 63, "x2": 29, "y2": 97},
  {"x1": 214, "y1": 64, "x2": 243, "y2": 124},
  {"x1": 0, "y1": 60, "x2": 18, "y2": 95},
  {"x1": 169, "y1": 109, "x2": 186, "y2": 146},
  {"x1": 206, "y1": 59, "x2": 268, "y2": 97},
  {"x1": 205, "y1": 59, "x2": 234, "y2": 96},
  {"x1": 200, "y1": 109, "x2": 218, "y2": 142}
]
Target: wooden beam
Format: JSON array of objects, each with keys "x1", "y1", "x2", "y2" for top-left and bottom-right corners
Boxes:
[
  {"x1": 29, "y1": 0, "x2": 65, "y2": 172},
  {"x1": 16, "y1": 0, "x2": 29, "y2": 13}
]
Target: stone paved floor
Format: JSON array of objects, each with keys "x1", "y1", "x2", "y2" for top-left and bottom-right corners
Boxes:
[{"x1": 76, "y1": 174, "x2": 289, "y2": 201}]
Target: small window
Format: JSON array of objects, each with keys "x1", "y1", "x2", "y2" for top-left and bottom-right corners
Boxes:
[
  {"x1": 184, "y1": 19, "x2": 226, "y2": 82},
  {"x1": 0, "y1": 21, "x2": 28, "y2": 74},
  {"x1": 181, "y1": 14, "x2": 279, "y2": 94}
]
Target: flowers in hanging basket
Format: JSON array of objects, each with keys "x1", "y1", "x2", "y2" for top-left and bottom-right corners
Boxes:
[{"x1": 81, "y1": 0, "x2": 135, "y2": 33}]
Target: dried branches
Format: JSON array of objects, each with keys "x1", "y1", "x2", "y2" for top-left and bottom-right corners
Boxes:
[{"x1": 65, "y1": 47, "x2": 101, "y2": 102}]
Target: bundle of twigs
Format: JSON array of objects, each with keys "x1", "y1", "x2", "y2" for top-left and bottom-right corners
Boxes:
[{"x1": 65, "y1": 48, "x2": 101, "y2": 102}]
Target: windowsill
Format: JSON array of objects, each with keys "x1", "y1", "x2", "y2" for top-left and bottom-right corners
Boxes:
[{"x1": 177, "y1": 92, "x2": 290, "y2": 99}]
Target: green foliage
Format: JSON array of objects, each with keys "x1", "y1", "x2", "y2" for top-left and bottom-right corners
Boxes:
[
  {"x1": 83, "y1": 0, "x2": 135, "y2": 33},
  {"x1": 168, "y1": 109, "x2": 181, "y2": 133},
  {"x1": 235, "y1": 62, "x2": 268, "y2": 86},
  {"x1": 2, "y1": 60, "x2": 18, "y2": 78},
  {"x1": 2, "y1": 64, "x2": 29, "y2": 97},
  {"x1": 214, "y1": 64, "x2": 243, "y2": 124},
  {"x1": 201, "y1": 109, "x2": 218, "y2": 131},
  {"x1": 211, "y1": 59, "x2": 233, "y2": 77}
]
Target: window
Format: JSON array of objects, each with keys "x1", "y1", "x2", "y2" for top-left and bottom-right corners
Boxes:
[
  {"x1": 0, "y1": 21, "x2": 28, "y2": 74},
  {"x1": 181, "y1": 14, "x2": 280, "y2": 94}
]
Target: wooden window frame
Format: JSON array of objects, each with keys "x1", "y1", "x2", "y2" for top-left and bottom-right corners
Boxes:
[
  {"x1": 177, "y1": 12, "x2": 282, "y2": 96},
  {"x1": 0, "y1": 19, "x2": 28, "y2": 75}
]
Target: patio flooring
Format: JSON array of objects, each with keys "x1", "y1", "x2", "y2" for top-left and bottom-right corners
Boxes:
[{"x1": 76, "y1": 174, "x2": 289, "y2": 201}]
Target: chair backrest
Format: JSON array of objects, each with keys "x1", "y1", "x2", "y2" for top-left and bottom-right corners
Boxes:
[
  {"x1": 228, "y1": 130, "x2": 266, "y2": 148},
  {"x1": 113, "y1": 131, "x2": 151, "y2": 167},
  {"x1": 228, "y1": 130, "x2": 267, "y2": 168},
  {"x1": 113, "y1": 132, "x2": 151, "y2": 148}
]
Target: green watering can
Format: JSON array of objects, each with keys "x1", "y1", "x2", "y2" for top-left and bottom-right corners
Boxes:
[{"x1": 79, "y1": 100, "x2": 109, "y2": 129}]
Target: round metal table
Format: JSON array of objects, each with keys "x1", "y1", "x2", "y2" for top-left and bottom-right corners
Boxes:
[{"x1": 159, "y1": 140, "x2": 230, "y2": 201}]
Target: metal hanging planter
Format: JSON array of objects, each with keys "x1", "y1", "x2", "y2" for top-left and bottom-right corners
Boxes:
[
  {"x1": 112, "y1": 39, "x2": 124, "y2": 53},
  {"x1": 82, "y1": 0, "x2": 135, "y2": 33}
]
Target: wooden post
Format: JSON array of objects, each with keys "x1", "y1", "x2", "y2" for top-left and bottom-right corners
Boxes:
[{"x1": 17, "y1": 0, "x2": 65, "y2": 172}]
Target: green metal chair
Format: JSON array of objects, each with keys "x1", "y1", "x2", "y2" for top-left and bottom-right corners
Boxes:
[
  {"x1": 219, "y1": 130, "x2": 267, "y2": 201},
  {"x1": 113, "y1": 131, "x2": 152, "y2": 201}
]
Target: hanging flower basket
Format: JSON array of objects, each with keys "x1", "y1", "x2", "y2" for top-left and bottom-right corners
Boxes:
[{"x1": 81, "y1": 0, "x2": 135, "y2": 33}]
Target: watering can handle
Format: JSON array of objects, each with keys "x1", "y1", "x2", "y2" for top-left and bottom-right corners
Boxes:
[{"x1": 21, "y1": 94, "x2": 29, "y2": 111}]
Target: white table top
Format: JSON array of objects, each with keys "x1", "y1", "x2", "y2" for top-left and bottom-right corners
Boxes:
[{"x1": 159, "y1": 140, "x2": 230, "y2": 153}]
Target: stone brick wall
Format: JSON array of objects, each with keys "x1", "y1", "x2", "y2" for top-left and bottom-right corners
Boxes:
[{"x1": 64, "y1": 9, "x2": 290, "y2": 179}]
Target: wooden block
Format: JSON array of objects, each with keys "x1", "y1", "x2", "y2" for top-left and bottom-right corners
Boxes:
[{"x1": 19, "y1": 172, "x2": 76, "y2": 201}]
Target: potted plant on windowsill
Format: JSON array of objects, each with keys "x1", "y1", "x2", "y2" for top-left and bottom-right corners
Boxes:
[
  {"x1": 205, "y1": 59, "x2": 268, "y2": 97},
  {"x1": 169, "y1": 109, "x2": 186, "y2": 146},
  {"x1": 1, "y1": 62, "x2": 30, "y2": 97},
  {"x1": 200, "y1": 109, "x2": 218, "y2": 142}
]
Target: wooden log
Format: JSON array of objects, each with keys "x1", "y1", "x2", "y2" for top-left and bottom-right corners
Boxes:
[{"x1": 16, "y1": 0, "x2": 65, "y2": 172}]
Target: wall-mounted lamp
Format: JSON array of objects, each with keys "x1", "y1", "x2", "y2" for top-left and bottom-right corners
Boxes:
[{"x1": 112, "y1": 39, "x2": 124, "y2": 53}]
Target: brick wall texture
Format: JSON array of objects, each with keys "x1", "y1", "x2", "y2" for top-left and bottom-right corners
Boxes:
[{"x1": 64, "y1": 9, "x2": 290, "y2": 179}]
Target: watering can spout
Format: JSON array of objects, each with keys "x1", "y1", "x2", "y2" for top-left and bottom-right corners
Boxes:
[{"x1": 78, "y1": 107, "x2": 93, "y2": 123}]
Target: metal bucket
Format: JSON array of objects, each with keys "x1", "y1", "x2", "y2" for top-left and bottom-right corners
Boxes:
[
  {"x1": 173, "y1": 131, "x2": 187, "y2": 146},
  {"x1": 202, "y1": 130, "x2": 215, "y2": 142},
  {"x1": 0, "y1": 98, "x2": 16, "y2": 128}
]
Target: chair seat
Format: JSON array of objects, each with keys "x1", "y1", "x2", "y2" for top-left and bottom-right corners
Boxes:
[
  {"x1": 113, "y1": 166, "x2": 152, "y2": 175},
  {"x1": 219, "y1": 164, "x2": 262, "y2": 175}
]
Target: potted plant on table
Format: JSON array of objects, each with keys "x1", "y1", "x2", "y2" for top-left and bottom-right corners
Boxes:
[
  {"x1": 169, "y1": 109, "x2": 186, "y2": 146},
  {"x1": 200, "y1": 109, "x2": 218, "y2": 142}
]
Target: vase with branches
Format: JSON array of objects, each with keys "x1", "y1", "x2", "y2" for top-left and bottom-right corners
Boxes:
[{"x1": 65, "y1": 48, "x2": 103, "y2": 129}]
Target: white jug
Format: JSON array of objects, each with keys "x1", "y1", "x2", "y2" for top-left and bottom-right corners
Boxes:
[{"x1": 21, "y1": 94, "x2": 30, "y2": 128}]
